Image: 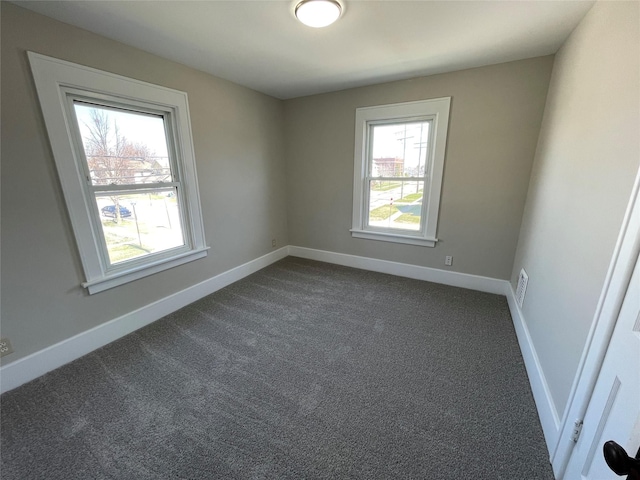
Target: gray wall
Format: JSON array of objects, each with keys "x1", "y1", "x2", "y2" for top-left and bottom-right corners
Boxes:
[
  {"x1": 511, "y1": 1, "x2": 640, "y2": 417},
  {"x1": 283, "y1": 57, "x2": 553, "y2": 280},
  {"x1": 0, "y1": 3, "x2": 288, "y2": 365},
  {"x1": 6, "y1": 3, "x2": 635, "y2": 419}
]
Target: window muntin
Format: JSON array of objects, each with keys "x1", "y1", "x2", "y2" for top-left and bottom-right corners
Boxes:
[
  {"x1": 70, "y1": 100, "x2": 187, "y2": 268},
  {"x1": 351, "y1": 98, "x2": 450, "y2": 247},
  {"x1": 365, "y1": 121, "x2": 431, "y2": 233},
  {"x1": 29, "y1": 52, "x2": 208, "y2": 294}
]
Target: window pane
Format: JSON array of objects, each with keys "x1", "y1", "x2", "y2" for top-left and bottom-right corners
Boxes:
[
  {"x1": 96, "y1": 189, "x2": 184, "y2": 265},
  {"x1": 368, "y1": 181, "x2": 424, "y2": 231},
  {"x1": 74, "y1": 102, "x2": 171, "y2": 185},
  {"x1": 370, "y1": 121, "x2": 430, "y2": 178}
]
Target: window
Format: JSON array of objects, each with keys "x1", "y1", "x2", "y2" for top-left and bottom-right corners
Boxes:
[
  {"x1": 29, "y1": 53, "x2": 207, "y2": 294},
  {"x1": 351, "y1": 98, "x2": 451, "y2": 247}
]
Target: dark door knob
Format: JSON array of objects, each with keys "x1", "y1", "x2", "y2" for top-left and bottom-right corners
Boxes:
[{"x1": 603, "y1": 441, "x2": 640, "y2": 478}]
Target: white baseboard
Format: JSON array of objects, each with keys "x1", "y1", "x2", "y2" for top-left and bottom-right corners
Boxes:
[
  {"x1": 288, "y1": 246, "x2": 509, "y2": 295},
  {"x1": 0, "y1": 247, "x2": 289, "y2": 394},
  {"x1": 289, "y1": 245, "x2": 560, "y2": 456},
  {"x1": 0, "y1": 242, "x2": 561, "y2": 464},
  {"x1": 505, "y1": 284, "x2": 561, "y2": 454}
]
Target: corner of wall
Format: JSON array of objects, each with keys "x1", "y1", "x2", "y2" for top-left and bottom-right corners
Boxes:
[{"x1": 505, "y1": 283, "x2": 561, "y2": 453}]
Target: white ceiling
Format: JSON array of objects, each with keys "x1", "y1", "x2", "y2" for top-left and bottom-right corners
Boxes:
[{"x1": 14, "y1": 0, "x2": 595, "y2": 99}]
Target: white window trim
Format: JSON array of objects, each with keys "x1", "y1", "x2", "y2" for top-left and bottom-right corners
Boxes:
[
  {"x1": 351, "y1": 98, "x2": 451, "y2": 247},
  {"x1": 29, "y1": 52, "x2": 208, "y2": 294}
]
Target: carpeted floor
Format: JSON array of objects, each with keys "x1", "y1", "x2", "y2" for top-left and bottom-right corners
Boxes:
[{"x1": 1, "y1": 257, "x2": 554, "y2": 479}]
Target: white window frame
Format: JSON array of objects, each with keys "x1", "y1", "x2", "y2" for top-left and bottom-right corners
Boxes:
[
  {"x1": 351, "y1": 98, "x2": 451, "y2": 247},
  {"x1": 29, "y1": 52, "x2": 208, "y2": 294}
]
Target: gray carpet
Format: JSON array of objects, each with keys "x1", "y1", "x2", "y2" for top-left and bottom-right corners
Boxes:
[{"x1": 1, "y1": 257, "x2": 554, "y2": 479}]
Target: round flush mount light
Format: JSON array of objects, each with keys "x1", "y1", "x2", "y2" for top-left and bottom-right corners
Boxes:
[{"x1": 295, "y1": 0, "x2": 342, "y2": 28}]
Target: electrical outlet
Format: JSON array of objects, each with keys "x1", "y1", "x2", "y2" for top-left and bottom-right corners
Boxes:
[
  {"x1": 445, "y1": 256, "x2": 453, "y2": 266},
  {"x1": 0, "y1": 338, "x2": 14, "y2": 358},
  {"x1": 272, "y1": 238, "x2": 277, "y2": 248}
]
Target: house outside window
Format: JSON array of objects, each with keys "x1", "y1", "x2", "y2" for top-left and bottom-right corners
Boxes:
[
  {"x1": 351, "y1": 98, "x2": 451, "y2": 247},
  {"x1": 72, "y1": 101, "x2": 186, "y2": 266},
  {"x1": 29, "y1": 53, "x2": 208, "y2": 294}
]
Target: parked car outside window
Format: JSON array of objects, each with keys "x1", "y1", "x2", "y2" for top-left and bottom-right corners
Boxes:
[{"x1": 101, "y1": 205, "x2": 132, "y2": 218}]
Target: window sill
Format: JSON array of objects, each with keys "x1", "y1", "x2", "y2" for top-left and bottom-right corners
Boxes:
[
  {"x1": 350, "y1": 229, "x2": 437, "y2": 247},
  {"x1": 82, "y1": 247, "x2": 209, "y2": 294}
]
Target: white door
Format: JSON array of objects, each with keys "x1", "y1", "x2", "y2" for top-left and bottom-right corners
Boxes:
[{"x1": 564, "y1": 254, "x2": 640, "y2": 479}]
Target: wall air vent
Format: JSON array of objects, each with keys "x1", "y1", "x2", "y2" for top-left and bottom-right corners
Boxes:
[{"x1": 516, "y1": 268, "x2": 529, "y2": 309}]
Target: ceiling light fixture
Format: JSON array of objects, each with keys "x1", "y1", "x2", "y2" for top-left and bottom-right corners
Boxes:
[{"x1": 295, "y1": 0, "x2": 342, "y2": 28}]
